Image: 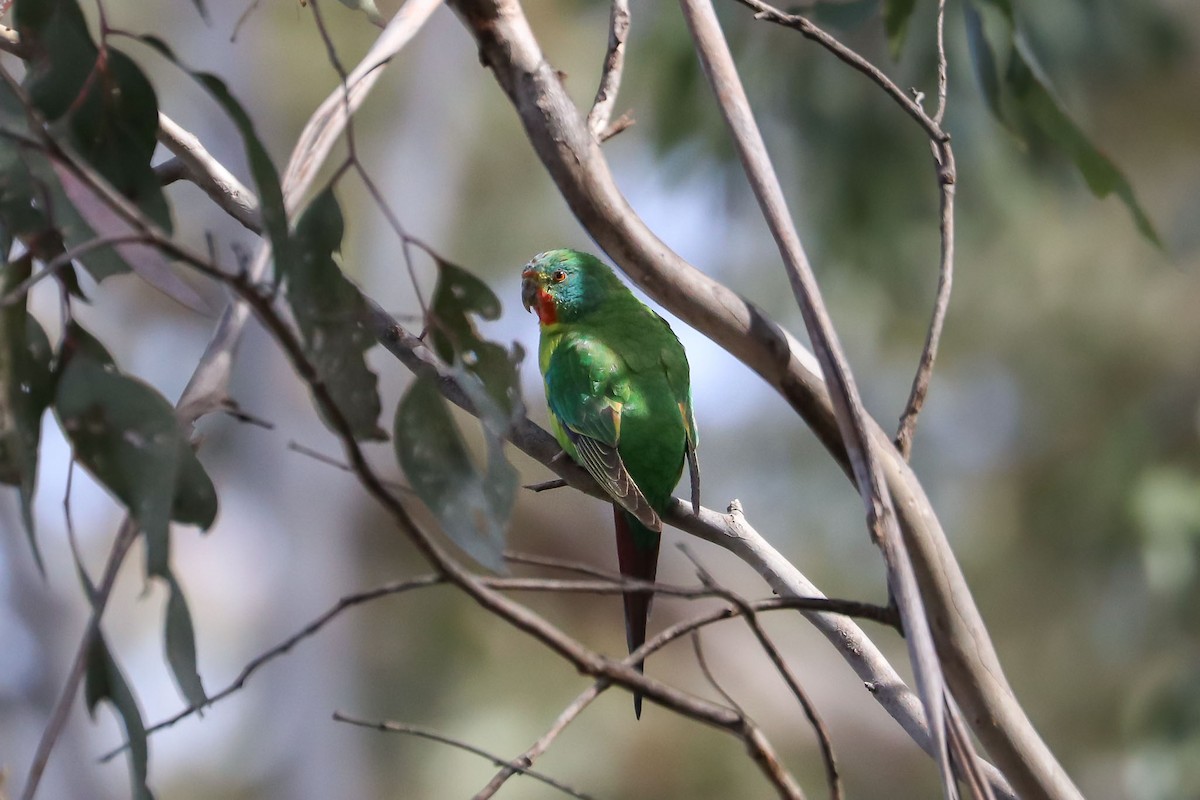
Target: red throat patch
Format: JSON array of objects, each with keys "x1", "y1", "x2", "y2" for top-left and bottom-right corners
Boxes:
[{"x1": 535, "y1": 288, "x2": 558, "y2": 326}]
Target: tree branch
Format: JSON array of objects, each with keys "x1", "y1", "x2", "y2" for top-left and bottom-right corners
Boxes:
[
  {"x1": 156, "y1": 112, "x2": 262, "y2": 233},
  {"x1": 586, "y1": 0, "x2": 631, "y2": 140},
  {"x1": 442, "y1": 1, "x2": 1074, "y2": 798}
]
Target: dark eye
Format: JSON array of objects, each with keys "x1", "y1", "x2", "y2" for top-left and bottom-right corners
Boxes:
[{"x1": 551, "y1": 269, "x2": 567, "y2": 283}]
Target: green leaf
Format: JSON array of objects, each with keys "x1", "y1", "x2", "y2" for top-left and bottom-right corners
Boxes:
[
  {"x1": 394, "y1": 376, "x2": 516, "y2": 573},
  {"x1": 54, "y1": 334, "x2": 219, "y2": 577},
  {"x1": 13, "y1": 0, "x2": 210, "y2": 297},
  {"x1": 883, "y1": 0, "x2": 918, "y2": 60},
  {"x1": 427, "y1": 258, "x2": 524, "y2": 427},
  {"x1": 287, "y1": 189, "x2": 385, "y2": 441},
  {"x1": 138, "y1": 36, "x2": 291, "y2": 280},
  {"x1": 1006, "y1": 38, "x2": 1161, "y2": 247},
  {"x1": 85, "y1": 631, "x2": 154, "y2": 800},
  {"x1": 164, "y1": 574, "x2": 207, "y2": 708},
  {"x1": 0, "y1": 254, "x2": 55, "y2": 571},
  {"x1": 964, "y1": 0, "x2": 1161, "y2": 246}
]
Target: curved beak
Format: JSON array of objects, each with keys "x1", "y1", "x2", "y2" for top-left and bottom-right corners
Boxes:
[{"x1": 521, "y1": 268, "x2": 539, "y2": 313}]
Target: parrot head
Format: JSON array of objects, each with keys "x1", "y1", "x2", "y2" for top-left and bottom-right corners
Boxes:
[{"x1": 521, "y1": 249, "x2": 623, "y2": 327}]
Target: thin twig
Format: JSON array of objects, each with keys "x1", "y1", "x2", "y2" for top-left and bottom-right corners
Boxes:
[
  {"x1": 731, "y1": 0, "x2": 947, "y2": 143},
  {"x1": 682, "y1": 546, "x2": 841, "y2": 800},
  {"x1": 20, "y1": 521, "x2": 138, "y2": 800},
  {"x1": 933, "y1": 0, "x2": 949, "y2": 126},
  {"x1": 334, "y1": 712, "x2": 597, "y2": 800},
  {"x1": 894, "y1": 145, "x2": 955, "y2": 459},
  {"x1": 523, "y1": 478, "x2": 568, "y2": 492},
  {"x1": 587, "y1": 0, "x2": 630, "y2": 139},
  {"x1": 503, "y1": 550, "x2": 624, "y2": 581},
  {"x1": 894, "y1": 0, "x2": 956, "y2": 460},
  {"x1": 0, "y1": 233, "x2": 150, "y2": 308},
  {"x1": 473, "y1": 683, "x2": 606, "y2": 800},
  {"x1": 690, "y1": 631, "x2": 743, "y2": 713},
  {"x1": 99, "y1": 575, "x2": 447, "y2": 762}
]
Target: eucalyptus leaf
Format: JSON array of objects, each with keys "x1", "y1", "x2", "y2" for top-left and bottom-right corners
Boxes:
[
  {"x1": 287, "y1": 189, "x2": 385, "y2": 441},
  {"x1": 964, "y1": 0, "x2": 1160, "y2": 246},
  {"x1": 164, "y1": 573, "x2": 207, "y2": 708},
  {"x1": 138, "y1": 36, "x2": 292, "y2": 281},
  {"x1": 0, "y1": 254, "x2": 55, "y2": 571},
  {"x1": 394, "y1": 376, "x2": 515, "y2": 573},
  {"x1": 54, "y1": 338, "x2": 219, "y2": 576},
  {"x1": 85, "y1": 631, "x2": 154, "y2": 800}
]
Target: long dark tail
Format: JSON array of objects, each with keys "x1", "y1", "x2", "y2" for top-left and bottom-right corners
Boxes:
[{"x1": 613, "y1": 505, "x2": 660, "y2": 719}]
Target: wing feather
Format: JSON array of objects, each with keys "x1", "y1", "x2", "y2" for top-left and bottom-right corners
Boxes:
[{"x1": 566, "y1": 428, "x2": 662, "y2": 531}]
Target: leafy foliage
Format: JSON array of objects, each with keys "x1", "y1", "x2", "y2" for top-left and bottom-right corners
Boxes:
[
  {"x1": 393, "y1": 258, "x2": 524, "y2": 572},
  {"x1": 286, "y1": 188, "x2": 386, "y2": 441},
  {"x1": 17, "y1": 0, "x2": 172, "y2": 239},
  {"x1": 963, "y1": 0, "x2": 1160, "y2": 246},
  {"x1": 53, "y1": 323, "x2": 215, "y2": 714}
]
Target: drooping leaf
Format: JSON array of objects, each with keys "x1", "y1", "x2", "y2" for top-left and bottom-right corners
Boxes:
[
  {"x1": 138, "y1": 36, "x2": 291, "y2": 280},
  {"x1": 164, "y1": 573, "x2": 207, "y2": 708},
  {"x1": 85, "y1": 631, "x2": 154, "y2": 800},
  {"x1": 427, "y1": 258, "x2": 524, "y2": 427},
  {"x1": 964, "y1": 0, "x2": 1161, "y2": 246},
  {"x1": 1006, "y1": 37, "x2": 1161, "y2": 247},
  {"x1": 883, "y1": 0, "x2": 918, "y2": 59},
  {"x1": 394, "y1": 375, "x2": 516, "y2": 573},
  {"x1": 0, "y1": 254, "x2": 56, "y2": 571},
  {"x1": 56, "y1": 354, "x2": 179, "y2": 574},
  {"x1": 286, "y1": 189, "x2": 385, "y2": 441},
  {"x1": 54, "y1": 333, "x2": 219, "y2": 571}
]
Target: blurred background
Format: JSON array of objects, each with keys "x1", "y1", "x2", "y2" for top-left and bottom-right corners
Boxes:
[{"x1": 2, "y1": 0, "x2": 1198, "y2": 797}]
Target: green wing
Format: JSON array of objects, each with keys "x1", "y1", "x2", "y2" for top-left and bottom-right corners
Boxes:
[
  {"x1": 653, "y1": 312, "x2": 701, "y2": 514},
  {"x1": 545, "y1": 335, "x2": 662, "y2": 531}
]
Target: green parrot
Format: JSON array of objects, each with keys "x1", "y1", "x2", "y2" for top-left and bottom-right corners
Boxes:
[{"x1": 521, "y1": 249, "x2": 699, "y2": 718}]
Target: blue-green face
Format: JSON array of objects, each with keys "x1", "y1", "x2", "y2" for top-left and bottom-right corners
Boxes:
[{"x1": 521, "y1": 249, "x2": 610, "y2": 325}]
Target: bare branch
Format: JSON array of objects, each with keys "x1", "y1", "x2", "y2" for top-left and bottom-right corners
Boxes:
[
  {"x1": 20, "y1": 521, "x2": 138, "y2": 800},
  {"x1": 894, "y1": 0, "x2": 957, "y2": 459},
  {"x1": 157, "y1": 113, "x2": 262, "y2": 233},
  {"x1": 895, "y1": 144, "x2": 955, "y2": 459},
  {"x1": 682, "y1": 547, "x2": 841, "y2": 800},
  {"x1": 586, "y1": 0, "x2": 630, "y2": 139},
  {"x1": 440, "y1": 2, "x2": 1059, "y2": 796},
  {"x1": 333, "y1": 712, "x2": 597, "y2": 800},
  {"x1": 474, "y1": 684, "x2": 606, "y2": 800},
  {"x1": 676, "y1": 3, "x2": 955, "y2": 795},
  {"x1": 0, "y1": 234, "x2": 151, "y2": 308}
]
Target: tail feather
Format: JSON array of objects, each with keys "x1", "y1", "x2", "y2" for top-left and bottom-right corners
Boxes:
[{"x1": 613, "y1": 506, "x2": 660, "y2": 719}]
